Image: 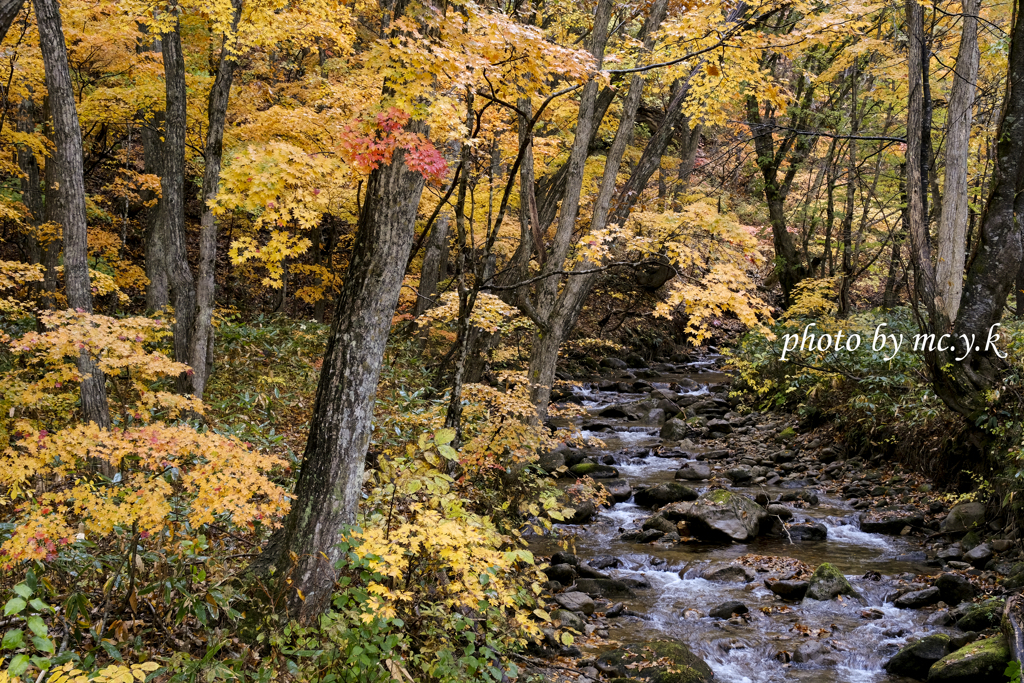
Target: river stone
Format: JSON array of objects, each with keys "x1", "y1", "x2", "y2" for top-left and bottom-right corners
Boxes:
[
  {"x1": 675, "y1": 463, "x2": 711, "y2": 480},
  {"x1": 551, "y1": 608, "x2": 585, "y2": 630},
  {"x1": 603, "y1": 479, "x2": 633, "y2": 502},
  {"x1": 642, "y1": 515, "x2": 678, "y2": 535},
  {"x1": 683, "y1": 490, "x2": 767, "y2": 542},
  {"x1": 941, "y1": 502, "x2": 986, "y2": 534},
  {"x1": 660, "y1": 418, "x2": 692, "y2": 441},
  {"x1": 543, "y1": 564, "x2": 578, "y2": 585},
  {"x1": 553, "y1": 591, "x2": 594, "y2": 615},
  {"x1": 699, "y1": 563, "x2": 756, "y2": 583},
  {"x1": 706, "y1": 419, "x2": 733, "y2": 434},
  {"x1": 956, "y1": 598, "x2": 1005, "y2": 631},
  {"x1": 805, "y1": 562, "x2": 861, "y2": 601},
  {"x1": 885, "y1": 634, "x2": 952, "y2": 679},
  {"x1": 567, "y1": 500, "x2": 596, "y2": 524},
  {"x1": 725, "y1": 467, "x2": 753, "y2": 483},
  {"x1": 860, "y1": 511, "x2": 925, "y2": 535},
  {"x1": 934, "y1": 573, "x2": 979, "y2": 604},
  {"x1": 633, "y1": 483, "x2": 699, "y2": 509},
  {"x1": 765, "y1": 504, "x2": 794, "y2": 520},
  {"x1": 600, "y1": 357, "x2": 628, "y2": 369},
  {"x1": 647, "y1": 408, "x2": 667, "y2": 425},
  {"x1": 765, "y1": 579, "x2": 809, "y2": 600},
  {"x1": 895, "y1": 586, "x2": 942, "y2": 609},
  {"x1": 709, "y1": 601, "x2": 748, "y2": 619},
  {"x1": 575, "y1": 578, "x2": 636, "y2": 599},
  {"x1": 927, "y1": 635, "x2": 1010, "y2": 682},
  {"x1": 568, "y1": 463, "x2": 619, "y2": 479},
  {"x1": 787, "y1": 521, "x2": 828, "y2": 541},
  {"x1": 576, "y1": 564, "x2": 610, "y2": 580},
  {"x1": 552, "y1": 551, "x2": 578, "y2": 566},
  {"x1": 538, "y1": 448, "x2": 566, "y2": 473},
  {"x1": 634, "y1": 529, "x2": 664, "y2": 543},
  {"x1": 793, "y1": 640, "x2": 825, "y2": 664},
  {"x1": 964, "y1": 543, "x2": 993, "y2": 568},
  {"x1": 596, "y1": 641, "x2": 714, "y2": 683}
]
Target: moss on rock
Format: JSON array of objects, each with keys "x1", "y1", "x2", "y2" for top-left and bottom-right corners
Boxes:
[
  {"x1": 927, "y1": 635, "x2": 1010, "y2": 682},
  {"x1": 805, "y1": 562, "x2": 861, "y2": 601}
]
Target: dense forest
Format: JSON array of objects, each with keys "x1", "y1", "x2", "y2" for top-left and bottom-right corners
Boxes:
[{"x1": 1, "y1": 0, "x2": 1023, "y2": 680}]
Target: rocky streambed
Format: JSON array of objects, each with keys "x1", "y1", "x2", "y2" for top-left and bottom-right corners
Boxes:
[{"x1": 527, "y1": 354, "x2": 1023, "y2": 683}]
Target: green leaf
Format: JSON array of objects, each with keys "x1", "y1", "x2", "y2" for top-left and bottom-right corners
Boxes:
[
  {"x1": 437, "y1": 444, "x2": 458, "y2": 460},
  {"x1": 4, "y1": 597, "x2": 26, "y2": 616},
  {"x1": 559, "y1": 632, "x2": 574, "y2": 646},
  {"x1": 406, "y1": 479, "x2": 422, "y2": 494},
  {"x1": 26, "y1": 616, "x2": 48, "y2": 638},
  {"x1": 434, "y1": 428, "x2": 456, "y2": 446},
  {"x1": 28, "y1": 598, "x2": 51, "y2": 614},
  {"x1": 31, "y1": 635, "x2": 55, "y2": 654},
  {"x1": 8, "y1": 653, "x2": 30, "y2": 677},
  {"x1": 2, "y1": 628, "x2": 24, "y2": 650},
  {"x1": 13, "y1": 584, "x2": 32, "y2": 600}
]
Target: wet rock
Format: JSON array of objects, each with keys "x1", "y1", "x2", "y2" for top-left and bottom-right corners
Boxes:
[
  {"x1": 551, "y1": 551, "x2": 578, "y2": 566},
  {"x1": 567, "y1": 500, "x2": 596, "y2": 524},
  {"x1": 709, "y1": 601, "x2": 748, "y2": 619},
  {"x1": 927, "y1": 635, "x2": 1010, "y2": 682},
  {"x1": 934, "y1": 573, "x2": 979, "y2": 604},
  {"x1": 633, "y1": 483, "x2": 699, "y2": 509},
  {"x1": 551, "y1": 608, "x2": 584, "y2": 630},
  {"x1": 937, "y1": 545, "x2": 964, "y2": 561},
  {"x1": 543, "y1": 564, "x2": 578, "y2": 584},
  {"x1": 792, "y1": 640, "x2": 825, "y2": 664},
  {"x1": 553, "y1": 591, "x2": 594, "y2": 615},
  {"x1": 634, "y1": 529, "x2": 665, "y2": 543},
  {"x1": 581, "y1": 420, "x2": 616, "y2": 433},
  {"x1": 765, "y1": 579, "x2": 809, "y2": 600},
  {"x1": 576, "y1": 564, "x2": 610, "y2": 580},
  {"x1": 600, "y1": 357, "x2": 628, "y2": 369},
  {"x1": 683, "y1": 490, "x2": 768, "y2": 542},
  {"x1": 941, "y1": 501, "x2": 987, "y2": 534},
  {"x1": 805, "y1": 562, "x2": 861, "y2": 601},
  {"x1": 624, "y1": 353, "x2": 647, "y2": 368},
  {"x1": 660, "y1": 418, "x2": 693, "y2": 441},
  {"x1": 568, "y1": 463, "x2": 619, "y2": 479},
  {"x1": 642, "y1": 515, "x2": 678, "y2": 535},
  {"x1": 725, "y1": 467, "x2": 753, "y2": 483},
  {"x1": 596, "y1": 641, "x2": 713, "y2": 683},
  {"x1": 605, "y1": 602, "x2": 625, "y2": 617},
  {"x1": 538, "y1": 448, "x2": 566, "y2": 473},
  {"x1": 700, "y1": 563, "x2": 756, "y2": 583},
  {"x1": 590, "y1": 556, "x2": 621, "y2": 570},
  {"x1": 575, "y1": 578, "x2": 636, "y2": 599},
  {"x1": 885, "y1": 634, "x2": 952, "y2": 679},
  {"x1": 787, "y1": 521, "x2": 828, "y2": 541},
  {"x1": 859, "y1": 511, "x2": 925, "y2": 535},
  {"x1": 956, "y1": 598, "x2": 1005, "y2": 631},
  {"x1": 707, "y1": 419, "x2": 734, "y2": 434},
  {"x1": 765, "y1": 503, "x2": 794, "y2": 520},
  {"x1": 992, "y1": 539, "x2": 1013, "y2": 552},
  {"x1": 675, "y1": 463, "x2": 712, "y2": 480},
  {"x1": 603, "y1": 478, "x2": 633, "y2": 502},
  {"x1": 964, "y1": 543, "x2": 993, "y2": 568},
  {"x1": 647, "y1": 408, "x2": 667, "y2": 425},
  {"x1": 895, "y1": 586, "x2": 942, "y2": 609}
]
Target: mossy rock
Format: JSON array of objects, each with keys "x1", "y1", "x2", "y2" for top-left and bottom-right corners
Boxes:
[
  {"x1": 957, "y1": 598, "x2": 1005, "y2": 631},
  {"x1": 927, "y1": 635, "x2": 1010, "y2": 682},
  {"x1": 962, "y1": 530, "x2": 983, "y2": 552},
  {"x1": 597, "y1": 641, "x2": 714, "y2": 683},
  {"x1": 776, "y1": 427, "x2": 797, "y2": 442},
  {"x1": 805, "y1": 562, "x2": 861, "y2": 601},
  {"x1": 568, "y1": 462, "x2": 619, "y2": 479}
]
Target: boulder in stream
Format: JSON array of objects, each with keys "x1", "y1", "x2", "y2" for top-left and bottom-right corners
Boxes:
[
  {"x1": 894, "y1": 586, "x2": 942, "y2": 609},
  {"x1": 956, "y1": 598, "x2": 1005, "y2": 631},
  {"x1": 885, "y1": 634, "x2": 952, "y2": 679},
  {"x1": 860, "y1": 510, "x2": 925, "y2": 535},
  {"x1": 940, "y1": 501, "x2": 987, "y2": 534},
  {"x1": 699, "y1": 563, "x2": 756, "y2": 583},
  {"x1": 595, "y1": 641, "x2": 713, "y2": 683},
  {"x1": 675, "y1": 462, "x2": 711, "y2": 480},
  {"x1": 553, "y1": 591, "x2": 594, "y2": 615},
  {"x1": 682, "y1": 489, "x2": 767, "y2": 542},
  {"x1": 574, "y1": 578, "x2": 636, "y2": 599},
  {"x1": 660, "y1": 418, "x2": 692, "y2": 441},
  {"x1": 642, "y1": 515, "x2": 677, "y2": 535},
  {"x1": 765, "y1": 578, "x2": 809, "y2": 600},
  {"x1": 926, "y1": 635, "x2": 1010, "y2": 682},
  {"x1": 805, "y1": 562, "x2": 861, "y2": 601},
  {"x1": 568, "y1": 462, "x2": 619, "y2": 479},
  {"x1": 543, "y1": 564, "x2": 577, "y2": 585},
  {"x1": 709, "y1": 601, "x2": 748, "y2": 619},
  {"x1": 633, "y1": 482, "x2": 699, "y2": 509},
  {"x1": 602, "y1": 478, "x2": 633, "y2": 502},
  {"x1": 934, "y1": 573, "x2": 979, "y2": 604},
  {"x1": 786, "y1": 521, "x2": 828, "y2": 541},
  {"x1": 600, "y1": 357, "x2": 628, "y2": 369}
]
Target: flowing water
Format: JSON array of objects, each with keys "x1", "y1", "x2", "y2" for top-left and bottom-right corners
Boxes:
[{"x1": 534, "y1": 359, "x2": 946, "y2": 683}]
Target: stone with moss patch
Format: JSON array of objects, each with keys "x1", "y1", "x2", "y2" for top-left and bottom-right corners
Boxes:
[
  {"x1": 682, "y1": 489, "x2": 767, "y2": 542},
  {"x1": 927, "y1": 635, "x2": 1010, "y2": 682},
  {"x1": 568, "y1": 462, "x2": 619, "y2": 479},
  {"x1": 805, "y1": 562, "x2": 861, "y2": 601},
  {"x1": 956, "y1": 598, "x2": 1005, "y2": 631},
  {"x1": 598, "y1": 641, "x2": 714, "y2": 683}
]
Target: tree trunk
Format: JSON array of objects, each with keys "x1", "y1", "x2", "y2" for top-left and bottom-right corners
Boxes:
[
  {"x1": 0, "y1": 0, "x2": 24, "y2": 44},
  {"x1": 18, "y1": 98, "x2": 42, "y2": 265},
  {"x1": 160, "y1": 24, "x2": 198, "y2": 393},
  {"x1": 34, "y1": 0, "x2": 111, "y2": 431},
  {"x1": 935, "y1": 0, "x2": 979, "y2": 322},
  {"x1": 253, "y1": 131, "x2": 427, "y2": 622},
  {"x1": 189, "y1": 0, "x2": 241, "y2": 399},
  {"x1": 839, "y1": 69, "x2": 858, "y2": 316},
  {"x1": 413, "y1": 215, "x2": 450, "y2": 317}
]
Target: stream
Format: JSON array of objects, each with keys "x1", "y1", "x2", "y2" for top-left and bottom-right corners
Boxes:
[{"x1": 534, "y1": 356, "x2": 949, "y2": 683}]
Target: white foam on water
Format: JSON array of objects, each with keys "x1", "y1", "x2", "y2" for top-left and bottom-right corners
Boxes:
[
  {"x1": 822, "y1": 519, "x2": 894, "y2": 550},
  {"x1": 614, "y1": 457, "x2": 682, "y2": 477}
]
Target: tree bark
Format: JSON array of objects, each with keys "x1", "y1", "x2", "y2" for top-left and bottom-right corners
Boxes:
[
  {"x1": 189, "y1": 0, "x2": 242, "y2": 399},
  {"x1": 0, "y1": 0, "x2": 25, "y2": 44},
  {"x1": 33, "y1": 0, "x2": 111, "y2": 430},
  {"x1": 160, "y1": 23, "x2": 198, "y2": 394},
  {"x1": 413, "y1": 215, "x2": 449, "y2": 317},
  {"x1": 253, "y1": 132, "x2": 427, "y2": 622},
  {"x1": 935, "y1": 0, "x2": 979, "y2": 322}
]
